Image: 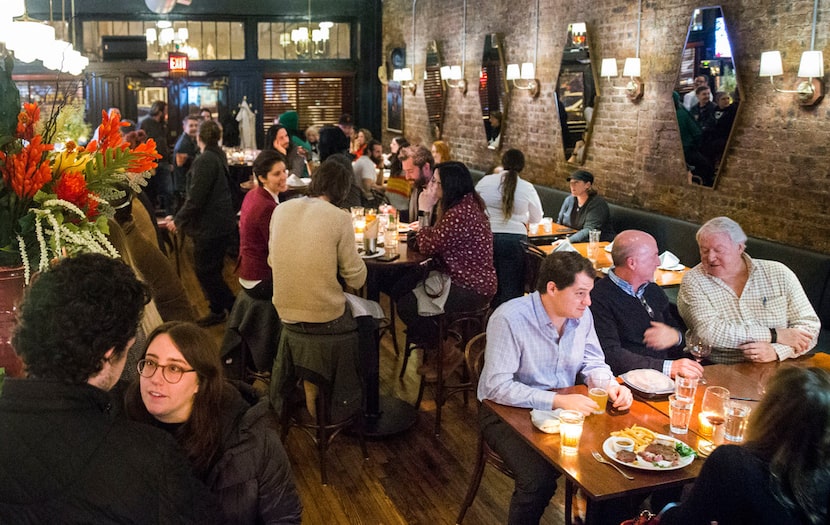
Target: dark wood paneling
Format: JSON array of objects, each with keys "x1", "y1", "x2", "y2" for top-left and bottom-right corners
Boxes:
[{"x1": 86, "y1": 73, "x2": 124, "y2": 122}]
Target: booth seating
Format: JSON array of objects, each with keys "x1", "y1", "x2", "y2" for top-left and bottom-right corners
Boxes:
[{"x1": 469, "y1": 169, "x2": 829, "y2": 353}]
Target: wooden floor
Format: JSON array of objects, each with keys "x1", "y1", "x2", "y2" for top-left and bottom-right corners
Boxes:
[{"x1": 174, "y1": 238, "x2": 568, "y2": 525}]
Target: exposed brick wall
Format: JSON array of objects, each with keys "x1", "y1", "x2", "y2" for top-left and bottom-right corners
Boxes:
[{"x1": 382, "y1": 0, "x2": 830, "y2": 253}]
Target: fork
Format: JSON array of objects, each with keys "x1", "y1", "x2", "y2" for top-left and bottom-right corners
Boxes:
[{"x1": 591, "y1": 450, "x2": 634, "y2": 480}]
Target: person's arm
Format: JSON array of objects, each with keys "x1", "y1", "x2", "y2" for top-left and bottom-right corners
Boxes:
[
  {"x1": 556, "y1": 197, "x2": 570, "y2": 225},
  {"x1": 477, "y1": 312, "x2": 557, "y2": 410},
  {"x1": 526, "y1": 184, "x2": 544, "y2": 225}
]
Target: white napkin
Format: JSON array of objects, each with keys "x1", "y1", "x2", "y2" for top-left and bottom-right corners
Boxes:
[
  {"x1": 530, "y1": 409, "x2": 563, "y2": 434},
  {"x1": 553, "y1": 239, "x2": 577, "y2": 252},
  {"x1": 621, "y1": 369, "x2": 675, "y2": 394},
  {"x1": 286, "y1": 174, "x2": 306, "y2": 187},
  {"x1": 658, "y1": 251, "x2": 682, "y2": 270},
  {"x1": 365, "y1": 217, "x2": 379, "y2": 240},
  {"x1": 605, "y1": 241, "x2": 614, "y2": 253}
]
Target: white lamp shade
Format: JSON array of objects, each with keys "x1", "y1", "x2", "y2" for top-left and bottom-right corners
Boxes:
[
  {"x1": 506, "y1": 63, "x2": 521, "y2": 80},
  {"x1": 797, "y1": 50, "x2": 824, "y2": 78},
  {"x1": 177, "y1": 28, "x2": 189, "y2": 41},
  {"x1": 600, "y1": 58, "x2": 618, "y2": 78},
  {"x1": 159, "y1": 27, "x2": 175, "y2": 45},
  {"x1": 10, "y1": 0, "x2": 25, "y2": 17},
  {"x1": 450, "y1": 65, "x2": 462, "y2": 80},
  {"x1": 440, "y1": 65, "x2": 451, "y2": 80},
  {"x1": 41, "y1": 40, "x2": 73, "y2": 70},
  {"x1": 570, "y1": 22, "x2": 587, "y2": 34},
  {"x1": 7, "y1": 21, "x2": 55, "y2": 52},
  {"x1": 623, "y1": 57, "x2": 641, "y2": 78},
  {"x1": 145, "y1": 28, "x2": 157, "y2": 44},
  {"x1": 156, "y1": 20, "x2": 173, "y2": 29},
  {"x1": 520, "y1": 63, "x2": 535, "y2": 80},
  {"x1": 311, "y1": 29, "x2": 323, "y2": 42},
  {"x1": 759, "y1": 51, "x2": 784, "y2": 77},
  {"x1": 399, "y1": 68, "x2": 413, "y2": 81},
  {"x1": 319, "y1": 21, "x2": 334, "y2": 30},
  {"x1": 392, "y1": 69, "x2": 402, "y2": 82},
  {"x1": 0, "y1": 17, "x2": 13, "y2": 44},
  {"x1": 296, "y1": 27, "x2": 309, "y2": 41}
]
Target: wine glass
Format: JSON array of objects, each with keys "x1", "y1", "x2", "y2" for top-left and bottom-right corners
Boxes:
[
  {"x1": 688, "y1": 335, "x2": 712, "y2": 384},
  {"x1": 699, "y1": 386, "x2": 730, "y2": 454}
]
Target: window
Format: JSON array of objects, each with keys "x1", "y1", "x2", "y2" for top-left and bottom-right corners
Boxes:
[
  {"x1": 82, "y1": 20, "x2": 245, "y2": 61},
  {"x1": 257, "y1": 22, "x2": 350, "y2": 60},
  {"x1": 262, "y1": 74, "x2": 354, "y2": 134}
]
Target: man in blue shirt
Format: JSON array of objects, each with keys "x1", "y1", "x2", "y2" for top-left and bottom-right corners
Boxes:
[{"x1": 478, "y1": 251, "x2": 633, "y2": 524}]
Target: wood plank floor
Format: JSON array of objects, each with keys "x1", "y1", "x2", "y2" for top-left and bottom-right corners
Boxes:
[{"x1": 173, "y1": 238, "x2": 568, "y2": 524}]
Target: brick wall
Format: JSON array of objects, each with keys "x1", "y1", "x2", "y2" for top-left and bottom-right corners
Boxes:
[{"x1": 382, "y1": 0, "x2": 830, "y2": 253}]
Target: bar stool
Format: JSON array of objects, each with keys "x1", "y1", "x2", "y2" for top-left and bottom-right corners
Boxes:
[
  {"x1": 271, "y1": 326, "x2": 368, "y2": 485},
  {"x1": 410, "y1": 305, "x2": 489, "y2": 436}
]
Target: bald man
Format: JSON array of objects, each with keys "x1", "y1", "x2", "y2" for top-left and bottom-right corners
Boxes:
[{"x1": 590, "y1": 230, "x2": 703, "y2": 379}]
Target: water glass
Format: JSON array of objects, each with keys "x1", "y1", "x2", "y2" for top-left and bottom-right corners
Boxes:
[
  {"x1": 385, "y1": 212, "x2": 398, "y2": 250},
  {"x1": 541, "y1": 217, "x2": 553, "y2": 234},
  {"x1": 589, "y1": 229, "x2": 601, "y2": 245},
  {"x1": 669, "y1": 394, "x2": 694, "y2": 434},
  {"x1": 559, "y1": 410, "x2": 585, "y2": 455},
  {"x1": 724, "y1": 402, "x2": 751, "y2": 443},
  {"x1": 674, "y1": 375, "x2": 698, "y2": 401}
]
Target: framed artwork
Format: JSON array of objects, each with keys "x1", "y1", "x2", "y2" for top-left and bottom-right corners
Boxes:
[{"x1": 386, "y1": 80, "x2": 403, "y2": 133}]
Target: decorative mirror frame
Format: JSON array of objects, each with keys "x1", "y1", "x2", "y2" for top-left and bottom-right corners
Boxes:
[
  {"x1": 557, "y1": 22, "x2": 599, "y2": 165},
  {"x1": 479, "y1": 33, "x2": 509, "y2": 151},
  {"x1": 673, "y1": 5, "x2": 741, "y2": 189},
  {"x1": 424, "y1": 40, "x2": 446, "y2": 139}
]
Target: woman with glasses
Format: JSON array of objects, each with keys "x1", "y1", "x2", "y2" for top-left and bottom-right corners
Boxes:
[{"x1": 125, "y1": 322, "x2": 302, "y2": 524}]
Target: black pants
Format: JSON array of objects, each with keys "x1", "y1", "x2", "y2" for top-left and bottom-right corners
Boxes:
[{"x1": 192, "y1": 234, "x2": 236, "y2": 314}]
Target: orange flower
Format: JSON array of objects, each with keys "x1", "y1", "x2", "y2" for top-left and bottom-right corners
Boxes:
[
  {"x1": 0, "y1": 135, "x2": 54, "y2": 199},
  {"x1": 16, "y1": 103, "x2": 40, "y2": 141},
  {"x1": 128, "y1": 138, "x2": 163, "y2": 173},
  {"x1": 88, "y1": 109, "x2": 127, "y2": 153}
]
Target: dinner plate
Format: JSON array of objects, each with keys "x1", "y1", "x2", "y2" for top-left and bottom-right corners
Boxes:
[
  {"x1": 658, "y1": 263, "x2": 686, "y2": 271},
  {"x1": 621, "y1": 369, "x2": 675, "y2": 396},
  {"x1": 359, "y1": 247, "x2": 385, "y2": 259},
  {"x1": 530, "y1": 409, "x2": 562, "y2": 434},
  {"x1": 602, "y1": 434, "x2": 695, "y2": 471}
]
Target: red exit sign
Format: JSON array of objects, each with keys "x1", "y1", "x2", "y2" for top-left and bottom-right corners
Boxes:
[{"x1": 168, "y1": 52, "x2": 188, "y2": 76}]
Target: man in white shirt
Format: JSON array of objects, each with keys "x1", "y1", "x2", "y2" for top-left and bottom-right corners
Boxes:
[{"x1": 352, "y1": 139, "x2": 384, "y2": 195}]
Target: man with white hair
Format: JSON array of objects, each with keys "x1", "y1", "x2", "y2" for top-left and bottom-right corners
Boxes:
[
  {"x1": 591, "y1": 230, "x2": 703, "y2": 378},
  {"x1": 678, "y1": 217, "x2": 820, "y2": 364}
]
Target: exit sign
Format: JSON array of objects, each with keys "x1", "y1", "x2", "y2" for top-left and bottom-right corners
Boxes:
[{"x1": 168, "y1": 52, "x2": 188, "y2": 76}]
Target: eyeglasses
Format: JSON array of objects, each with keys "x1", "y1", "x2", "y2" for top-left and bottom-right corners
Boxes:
[
  {"x1": 639, "y1": 296, "x2": 655, "y2": 319},
  {"x1": 137, "y1": 359, "x2": 197, "y2": 384}
]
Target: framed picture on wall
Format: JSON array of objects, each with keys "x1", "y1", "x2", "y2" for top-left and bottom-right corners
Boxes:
[{"x1": 386, "y1": 81, "x2": 403, "y2": 133}]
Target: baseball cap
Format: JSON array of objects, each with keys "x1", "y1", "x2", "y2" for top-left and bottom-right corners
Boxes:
[{"x1": 567, "y1": 170, "x2": 594, "y2": 183}]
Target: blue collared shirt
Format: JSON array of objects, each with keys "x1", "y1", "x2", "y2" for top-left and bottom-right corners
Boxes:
[{"x1": 477, "y1": 291, "x2": 613, "y2": 409}]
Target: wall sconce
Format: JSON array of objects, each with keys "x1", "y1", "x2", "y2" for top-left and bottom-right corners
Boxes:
[
  {"x1": 600, "y1": 57, "x2": 643, "y2": 101},
  {"x1": 759, "y1": 50, "x2": 824, "y2": 105},
  {"x1": 506, "y1": 62, "x2": 539, "y2": 97},
  {"x1": 441, "y1": 65, "x2": 467, "y2": 94},
  {"x1": 393, "y1": 67, "x2": 417, "y2": 94}
]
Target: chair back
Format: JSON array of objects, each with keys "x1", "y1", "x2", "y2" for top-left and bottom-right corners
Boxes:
[
  {"x1": 465, "y1": 333, "x2": 487, "y2": 384},
  {"x1": 520, "y1": 240, "x2": 547, "y2": 294}
]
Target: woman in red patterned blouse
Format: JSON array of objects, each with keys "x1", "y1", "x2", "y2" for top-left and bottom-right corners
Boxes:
[{"x1": 394, "y1": 161, "x2": 497, "y2": 379}]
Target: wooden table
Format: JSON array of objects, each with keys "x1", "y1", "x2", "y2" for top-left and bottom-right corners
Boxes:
[
  {"x1": 528, "y1": 222, "x2": 576, "y2": 244},
  {"x1": 540, "y1": 242, "x2": 688, "y2": 287},
  {"x1": 484, "y1": 385, "x2": 706, "y2": 523}
]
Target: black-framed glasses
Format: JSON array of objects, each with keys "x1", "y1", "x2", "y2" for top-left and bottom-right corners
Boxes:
[
  {"x1": 137, "y1": 359, "x2": 197, "y2": 384},
  {"x1": 639, "y1": 296, "x2": 655, "y2": 319}
]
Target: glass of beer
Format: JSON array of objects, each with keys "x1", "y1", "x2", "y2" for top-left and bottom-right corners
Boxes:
[
  {"x1": 586, "y1": 370, "x2": 613, "y2": 414},
  {"x1": 559, "y1": 410, "x2": 585, "y2": 455}
]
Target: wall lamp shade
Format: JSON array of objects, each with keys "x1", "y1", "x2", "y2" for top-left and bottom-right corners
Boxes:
[
  {"x1": 440, "y1": 65, "x2": 467, "y2": 94},
  {"x1": 759, "y1": 49, "x2": 824, "y2": 105},
  {"x1": 601, "y1": 57, "x2": 643, "y2": 101},
  {"x1": 506, "y1": 62, "x2": 539, "y2": 97},
  {"x1": 392, "y1": 67, "x2": 417, "y2": 94}
]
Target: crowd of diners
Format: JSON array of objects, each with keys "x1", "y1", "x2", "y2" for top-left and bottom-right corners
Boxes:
[{"x1": 0, "y1": 107, "x2": 827, "y2": 525}]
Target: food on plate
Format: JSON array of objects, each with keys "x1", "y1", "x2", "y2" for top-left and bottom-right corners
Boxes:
[
  {"x1": 639, "y1": 443, "x2": 681, "y2": 465},
  {"x1": 615, "y1": 450, "x2": 638, "y2": 463},
  {"x1": 610, "y1": 425, "x2": 656, "y2": 451}
]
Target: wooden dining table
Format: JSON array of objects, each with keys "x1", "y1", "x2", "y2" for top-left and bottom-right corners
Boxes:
[
  {"x1": 540, "y1": 241, "x2": 688, "y2": 287},
  {"x1": 527, "y1": 221, "x2": 576, "y2": 244}
]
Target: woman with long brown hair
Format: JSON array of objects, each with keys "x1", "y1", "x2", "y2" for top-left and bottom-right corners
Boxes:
[
  {"x1": 125, "y1": 322, "x2": 302, "y2": 523},
  {"x1": 476, "y1": 149, "x2": 542, "y2": 307}
]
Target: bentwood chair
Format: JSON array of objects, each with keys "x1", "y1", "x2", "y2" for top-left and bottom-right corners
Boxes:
[{"x1": 520, "y1": 239, "x2": 547, "y2": 294}]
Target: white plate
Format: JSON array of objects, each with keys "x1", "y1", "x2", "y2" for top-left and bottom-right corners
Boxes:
[
  {"x1": 621, "y1": 369, "x2": 675, "y2": 395},
  {"x1": 530, "y1": 409, "x2": 561, "y2": 434},
  {"x1": 602, "y1": 435, "x2": 695, "y2": 471},
  {"x1": 658, "y1": 263, "x2": 686, "y2": 271},
  {"x1": 359, "y1": 247, "x2": 385, "y2": 259}
]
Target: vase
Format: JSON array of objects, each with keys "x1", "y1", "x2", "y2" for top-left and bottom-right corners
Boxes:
[{"x1": 0, "y1": 266, "x2": 26, "y2": 377}]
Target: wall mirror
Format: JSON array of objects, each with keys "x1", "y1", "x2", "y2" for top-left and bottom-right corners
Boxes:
[
  {"x1": 674, "y1": 6, "x2": 741, "y2": 188},
  {"x1": 479, "y1": 33, "x2": 508, "y2": 150},
  {"x1": 424, "y1": 40, "x2": 446, "y2": 139},
  {"x1": 556, "y1": 22, "x2": 598, "y2": 165}
]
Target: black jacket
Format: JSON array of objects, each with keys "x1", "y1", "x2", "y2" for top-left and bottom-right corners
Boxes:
[
  {"x1": 175, "y1": 146, "x2": 236, "y2": 240},
  {"x1": 0, "y1": 379, "x2": 220, "y2": 524},
  {"x1": 205, "y1": 382, "x2": 302, "y2": 524}
]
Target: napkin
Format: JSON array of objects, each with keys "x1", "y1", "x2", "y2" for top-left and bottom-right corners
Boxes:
[
  {"x1": 658, "y1": 251, "x2": 682, "y2": 270},
  {"x1": 604, "y1": 241, "x2": 614, "y2": 253},
  {"x1": 286, "y1": 174, "x2": 306, "y2": 187},
  {"x1": 553, "y1": 239, "x2": 577, "y2": 252},
  {"x1": 530, "y1": 409, "x2": 562, "y2": 434},
  {"x1": 365, "y1": 217, "x2": 379, "y2": 239}
]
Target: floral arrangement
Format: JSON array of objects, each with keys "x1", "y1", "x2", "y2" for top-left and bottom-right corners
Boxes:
[{"x1": 0, "y1": 102, "x2": 161, "y2": 282}]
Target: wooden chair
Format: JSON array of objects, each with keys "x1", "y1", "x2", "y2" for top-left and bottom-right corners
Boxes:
[
  {"x1": 456, "y1": 333, "x2": 516, "y2": 524},
  {"x1": 520, "y1": 239, "x2": 547, "y2": 294}
]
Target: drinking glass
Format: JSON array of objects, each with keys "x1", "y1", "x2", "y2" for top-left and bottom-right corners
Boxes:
[
  {"x1": 541, "y1": 217, "x2": 553, "y2": 233},
  {"x1": 558, "y1": 410, "x2": 585, "y2": 455},
  {"x1": 674, "y1": 375, "x2": 698, "y2": 401},
  {"x1": 385, "y1": 212, "x2": 399, "y2": 251},
  {"x1": 699, "y1": 386, "x2": 730, "y2": 444},
  {"x1": 687, "y1": 334, "x2": 712, "y2": 384},
  {"x1": 724, "y1": 402, "x2": 751, "y2": 443},
  {"x1": 586, "y1": 370, "x2": 613, "y2": 414},
  {"x1": 669, "y1": 394, "x2": 694, "y2": 434}
]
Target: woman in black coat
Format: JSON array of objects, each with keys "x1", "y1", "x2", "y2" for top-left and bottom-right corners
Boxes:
[{"x1": 126, "y1": 322, "x2": 303, "y2": 524}]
